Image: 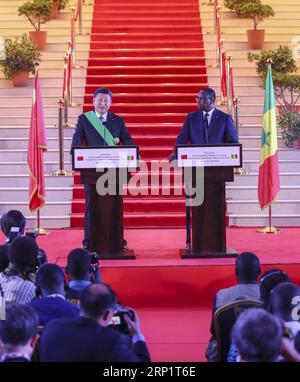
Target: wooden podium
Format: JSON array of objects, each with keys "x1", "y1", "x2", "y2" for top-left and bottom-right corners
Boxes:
[
  {"x1": 72, "y1": 146, "x2": 139, "y2": 260},
  {"x1": 176, "y1": 144, "x2": 242, "y2": 259}
]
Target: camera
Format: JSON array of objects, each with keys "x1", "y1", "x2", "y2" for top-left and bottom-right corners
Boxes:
[
  {"x1": 89, "y1": 252, "x2": 99, "y2": 278},
  {"x1": 8, "y1": 227, "x2": 47, "y2": 269},
  {"x1": 108, "y1": 304, "x2": 135, "y2": 335}
]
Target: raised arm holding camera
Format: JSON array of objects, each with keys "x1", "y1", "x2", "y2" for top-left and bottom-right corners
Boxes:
[
  {"x1": 0, "y1": 210, "x2": 47, "y2": 273},
  {"x1": 40, "y1": 284, "x2": 151, "y2": 362}
]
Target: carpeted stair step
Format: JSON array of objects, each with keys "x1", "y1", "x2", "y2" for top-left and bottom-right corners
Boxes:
[
  {"x1": 90, "y1": 32, "x2": 204, "y2": 42},
  {"x1": 72, "y1": 198, "x2": 185, "y2": 214},
  {"x1": 91, "y1": 25, "x2": 202, "y2": 33},
  {"x1": 86, "y1": 65, "x2": 207, "y2": 75},
  {"x1": 126, "y1": 123, "x2": 181, "y2": 135},
  {"x1": 85, "y1": 74, "x2": 207, "y2": 85},
  {"x1": 73, "y1": 170, "x2": 184, "y2": 185},
  {"x1": 84, "y1": 83, "x2": 208, "y2": 94},
  {"x1": 93, "y1": 17, "x2": 202, "y2": 26},
  {"x1": 72, "y1": 185, "x2": 186, "y2": 199},
  {"x1": 90, "y1": 40, "x2": 204, "y2": 49},
  {"x1": 71, "y1": 212, "x2": 186, "y2": 228},
  {"x1": 84, "y1": 93, "x2": 197, "y2": 103},
  {"x1": 87, "y1": 48, "x2": 205, "y2": 59},
  {"x1": 85, "y1": 57, "x2": 206, "y2": 66},
  {"x1": 93, "y1": 3, "x2": 199, "y2": 12}
]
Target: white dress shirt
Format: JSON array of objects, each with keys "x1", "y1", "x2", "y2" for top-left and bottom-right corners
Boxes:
[{"x1": 202, "y1": 107, "x2": 215, "y2": 126}]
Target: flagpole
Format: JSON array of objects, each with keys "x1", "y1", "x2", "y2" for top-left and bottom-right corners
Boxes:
[
  {"x1": 30, "y1": 62, "x2": 49, "y2": 236},
  {"x1": 257, "y1": 206, "x2": 282, "y2": 234}
]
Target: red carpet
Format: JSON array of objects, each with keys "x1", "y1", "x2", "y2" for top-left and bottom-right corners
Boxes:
[
  {"x1": 2, "y1": 227, "x2": 300, "y2": 361},
  {"x1": 70, "y1": 0, "x2": 209, "y2": 228}
]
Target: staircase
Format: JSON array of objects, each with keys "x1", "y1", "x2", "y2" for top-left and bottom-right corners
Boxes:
[
  {"x1": 0, "y1": 0, "x2": 91, "y2": 228},
  {"x1": 201, "y1": 0, "x2": 300, "y2": 226},
  {"x1": 70, "y1": 0, "x2": 209, "y2": 228}
]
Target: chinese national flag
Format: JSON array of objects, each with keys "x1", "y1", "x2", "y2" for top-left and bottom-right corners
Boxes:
[{"x1": 27, "y1": 71, "x2": 47, "y2": 212}]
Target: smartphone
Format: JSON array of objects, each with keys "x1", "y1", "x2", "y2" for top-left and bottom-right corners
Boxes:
[{"x1": 8, "y1": 227, "x2": 20, "y2": 243}]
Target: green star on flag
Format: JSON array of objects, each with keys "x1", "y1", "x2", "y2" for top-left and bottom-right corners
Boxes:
[{"x1": 261, "y1": 129, "x2": 271, "y2": 147}]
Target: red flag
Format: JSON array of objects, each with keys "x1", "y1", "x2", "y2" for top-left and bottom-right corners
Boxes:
[
  {"x1": 27, "y1": 71, "x2": 47, "y2": 212},
  {"x1": 221, "y1": 51, "x2": 227, "y2": 98}
]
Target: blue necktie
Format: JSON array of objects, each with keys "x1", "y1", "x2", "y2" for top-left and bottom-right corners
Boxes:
[
  {"x1": 99, "y1": 116, "x2": 104, "y2": 123},
  {"x1": 204, "y1": 113, "x2": 209, "y2": 144}
]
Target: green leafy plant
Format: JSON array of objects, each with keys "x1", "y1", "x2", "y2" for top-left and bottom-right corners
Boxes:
[
  {"x1": 0, "y1": 34, "x2": 41, "y2": 80},
  {"x1": 235, "y1": 0, "x2": 274, "y2": 30},
  {"x1": 18, "y1": 0, "x2": 52, "y2": 32},
  {"x1": 277, "y1": 108, "x2": 300, "y2": 147},
  {"x1": 248, "y1": 46, "x2": 300, "y2": 108},
  {"x1": 53, "y1": 0, "x2": 69, "y2": 10},
  {"x1": 223, "y1": 0, "x2": 248, "y2": 11}
]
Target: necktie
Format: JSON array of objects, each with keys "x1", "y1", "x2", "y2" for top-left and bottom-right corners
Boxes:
[
  {"x1": 204, "y1": 112, "x2": 209, "y2": 144},
  {"x1": 99, "y1": 116, "x2": 104, "y2": 123}
]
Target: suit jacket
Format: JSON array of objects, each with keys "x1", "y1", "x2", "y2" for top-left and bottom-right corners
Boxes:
[
  {"x1": 71, "y1": 111, "x2": 135, "y2": 151},
  {"x1": 40, "y1": 316, "x2": 151, "y2": 362},
  {"x1": 29, "y1": 296, "x2": 79, "y2": 326},
  {"x1": 175, "y1": 108, "x2": 239, "y2": 145}
]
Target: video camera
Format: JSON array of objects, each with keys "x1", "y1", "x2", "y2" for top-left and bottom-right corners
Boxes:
[
  {"x1": 8, "y1": 227, "x2": 47, "y2": 268},
  {"x1": 108, "y1": 304, "x2": 135, "y2": 335}
]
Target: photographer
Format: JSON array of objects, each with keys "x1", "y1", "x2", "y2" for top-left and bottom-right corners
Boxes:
[
  {"x1": 66, "y1": 248, "x2": 102, "y2": 303},
  {"x1": 0, "y1": 210, "x2": 47, "y2": 271},
  {"x1": 29, "y1": 264, "x2": 79, "y2": 326},
  {"x1": 40, "y1": 283, "x2": 150, "y2": 362},
  {"x1": 0, "y1": 236, "x2": 39, "y2": 303},
  {"x1": 0, "y1": 210, "x2": 26, "y2": 272}
]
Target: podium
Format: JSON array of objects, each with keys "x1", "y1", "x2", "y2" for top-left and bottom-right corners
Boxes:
[
  {"x1": 175, "y1": 144, "x2": 242, "y2": 259},
  {"x1": 72, "y1": 146, "x2": 139, "y2": 259}
]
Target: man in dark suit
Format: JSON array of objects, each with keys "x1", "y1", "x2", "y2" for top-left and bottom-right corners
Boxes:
[
  {"x1": 29, "y1": 263, "x2": 79, "y2": 326},
  {"x1": 71, "y1": 87, "x2": 135, "y2": 249},
  {"x1": 0, "y1": 303, "x2": 39, "y2": 362},
  {"x1": 175, "y1": 87, "x2": 238, "y2": 145},
  {"x1": 40, "y1": 283, "x2": 151, "y2": 362}
]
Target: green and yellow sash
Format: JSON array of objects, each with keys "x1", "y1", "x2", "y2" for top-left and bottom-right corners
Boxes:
[{"x1": 84, "y1": 111, "x2": 116, "y2": 146}]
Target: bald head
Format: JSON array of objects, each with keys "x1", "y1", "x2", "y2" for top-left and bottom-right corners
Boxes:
[{"x1": 79, "y1": 284, "x2": 117, "y2": 320}]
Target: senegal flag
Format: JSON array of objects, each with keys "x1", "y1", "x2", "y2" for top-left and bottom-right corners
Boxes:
[{"x1": 258, "y1": 65, "x2": 280, "y2": 209}]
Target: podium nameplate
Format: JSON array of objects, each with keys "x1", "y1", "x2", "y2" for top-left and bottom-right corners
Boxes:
[
  {"x1": 175, "y1": 144, "x2": 242, "y2": 168},
  {"x1": 72, "y1": 146, "x2": 139, "y2": 170}
]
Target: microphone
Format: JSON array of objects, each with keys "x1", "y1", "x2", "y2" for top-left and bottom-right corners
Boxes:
[{"x1": 114, "y1": 137, "x2": 120, "y2": 145}]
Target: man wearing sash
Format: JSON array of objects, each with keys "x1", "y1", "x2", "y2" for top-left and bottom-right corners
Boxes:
[{"x1": 71, "y1": 88, "x2": 135, "y2": 249}]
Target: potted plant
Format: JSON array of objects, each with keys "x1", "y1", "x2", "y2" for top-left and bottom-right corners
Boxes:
[
  {"x1": 18, "y1": 0, "x2": 52, "y2": 50},
  {"x1": 278, "y1": 108, "x2": 300, "y2": 149},
  {"x1": 248, "y1": 46, "x2": 300, "y2": 111},
  {"x1": 0, "y1": 34, "x2": 41, "y2": 86},
  {"x1": 51, "y1": 0, "x2": 69, "y2": 18},
  {"x1": 235, "y1": 0, "x2": 275, "y2": 49}
]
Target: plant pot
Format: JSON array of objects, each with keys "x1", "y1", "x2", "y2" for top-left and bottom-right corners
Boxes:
[
  {"x1": 12, "y1": 71, "x2": 30, "y2": 87},
  {"x1": 247, "y1": 29, "x2": 265, "y2": 50},
  {"x1": 29, "y1": 31, "x2": 47, "y2": 51},
  {"x1": 293, "y1": 139, "x2": 300, "y2": 149},
  {"x1": 51, "y1": 2, "x2": 59, "y2": 18}
]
